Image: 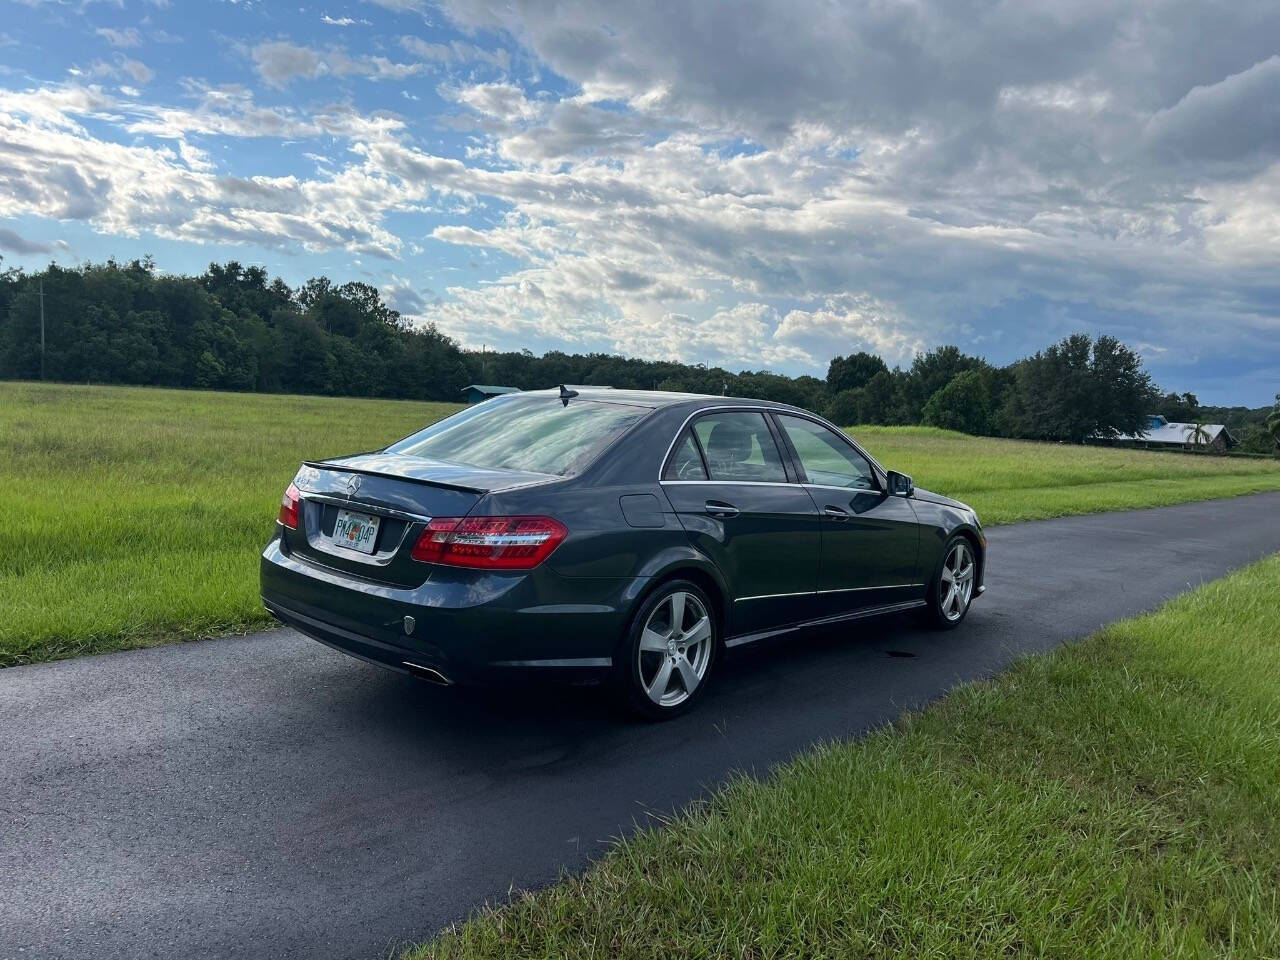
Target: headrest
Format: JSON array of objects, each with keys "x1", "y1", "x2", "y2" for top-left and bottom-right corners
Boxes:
[{"x1": 705, "y1": 421, "x2": 753, "y2": 463}]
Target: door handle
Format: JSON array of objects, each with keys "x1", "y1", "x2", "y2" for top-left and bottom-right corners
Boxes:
[
  {"x1": 823, "y1": 505, "x2": 850, "y2": 521},
  {"x1": 704, "y1": 500, "x2": 740, "y2": 518}
]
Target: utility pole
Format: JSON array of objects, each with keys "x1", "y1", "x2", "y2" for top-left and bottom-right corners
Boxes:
[{"x1": 39, "y1": 278, "x2": 46, "y2": 381}]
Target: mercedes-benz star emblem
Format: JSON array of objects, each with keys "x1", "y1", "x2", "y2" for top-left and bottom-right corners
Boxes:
[{"x1": 344, "y1": 474, "x2": 361, "y2": 497}]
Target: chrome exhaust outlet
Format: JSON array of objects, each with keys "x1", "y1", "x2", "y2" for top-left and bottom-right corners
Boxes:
[{"x1": 402, "y1": 661, "x2": 454, "y2": 686}]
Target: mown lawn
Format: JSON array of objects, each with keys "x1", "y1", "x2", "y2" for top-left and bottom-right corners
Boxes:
[
  {"x1": 2, "y1": 382, "x2": 1279, "y2": 667},
  {"x1": 408, "y1": 553, "x2": 1280, "y2": 960},
  {"x1": 853, "y1": 425, "x2": 1280, "y2": 525}
]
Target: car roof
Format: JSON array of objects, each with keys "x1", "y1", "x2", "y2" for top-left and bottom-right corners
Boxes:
[{"x1": 518, "y1": 387, "x2": 791, "y2": 411}]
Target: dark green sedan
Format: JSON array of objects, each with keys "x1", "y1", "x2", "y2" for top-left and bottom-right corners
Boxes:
[{"x1": 261, "y1": 388, "x2": 985, "y2": 719}]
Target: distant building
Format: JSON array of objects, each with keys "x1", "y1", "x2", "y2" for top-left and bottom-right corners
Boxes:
[
  {"x1": 460, "y1": 384, "x2": 520, "y2": 405},
  {"x1": 1102, "y1": 414, "x2": 1237, "y2": 453}
]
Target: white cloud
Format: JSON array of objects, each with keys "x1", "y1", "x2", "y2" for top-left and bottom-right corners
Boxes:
[
  {"x1": 95, "y1": 27, "x2": 141, "y2": 48},
  {"x1": 447, "y1": 82, "x2": 541, "y2": 122},
  {"x1": 321, "y1": 14, "x2": 370, "y2": 26},
  {"x1": 251, "y1": 41, "x2": 423, "y2": 87},
  {"x1": 119, "y1": 57, "x2": 154, "y2": 85},
  {"x1": 2, "y1": 0, "x2": 1278, "y2": 391}
]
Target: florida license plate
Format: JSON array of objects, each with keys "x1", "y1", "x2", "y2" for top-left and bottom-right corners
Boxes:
[{"x1": 332, "y1": 509, "x2": 380, "y2": 554}]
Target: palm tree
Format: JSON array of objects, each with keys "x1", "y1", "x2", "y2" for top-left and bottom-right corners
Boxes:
[{"x1": 1184, "y1": 421, "x2": 1212, "y2": 453}]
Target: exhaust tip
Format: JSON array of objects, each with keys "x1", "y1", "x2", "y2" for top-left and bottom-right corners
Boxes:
[{"x1": 402, "y1": 661, "x2": 454, "y2": 686}]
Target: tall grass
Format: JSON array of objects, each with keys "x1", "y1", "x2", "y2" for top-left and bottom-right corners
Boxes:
[
  {"x1": 0, "y1": 382, "x2": 458, "y2": 666},
  {"x1": 3, "y1": 383, "x2": 1279, "y2": 667}
]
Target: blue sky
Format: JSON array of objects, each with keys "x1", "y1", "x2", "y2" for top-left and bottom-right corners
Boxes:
[{"x1": 1, "y1": 0, "x2": 1278, "y2": 405}]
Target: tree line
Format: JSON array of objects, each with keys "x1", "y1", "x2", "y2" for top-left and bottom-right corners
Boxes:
[{"x1": 1, "y1": 257, "x2": 1275, "y2": 451}]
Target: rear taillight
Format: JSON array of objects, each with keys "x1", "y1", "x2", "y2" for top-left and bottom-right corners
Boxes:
[
  {"x1": 411, "y1": 516, "x2": 567, "y2": 570},
  {"x1": 278, "y1": 483, "x2": 300, "y2": 529}
]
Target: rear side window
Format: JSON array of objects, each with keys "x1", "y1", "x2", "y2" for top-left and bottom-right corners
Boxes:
[
  {"x1": 691, "y1": 411, "x2": 788, "y2": 483},
  {"x1": 777, "y1": 414, "x2": 877, "y2": 490},
  {"x1": 663, "y1": 429, "x2": 708, "y2": 480},
  {"x1": 386, "y1": 395, "x2": 648, "y2": 477}
]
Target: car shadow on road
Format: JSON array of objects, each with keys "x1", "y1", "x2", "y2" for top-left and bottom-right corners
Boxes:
[{"x1": 320, "y1": 608, "x2": 994, "y2": 783}]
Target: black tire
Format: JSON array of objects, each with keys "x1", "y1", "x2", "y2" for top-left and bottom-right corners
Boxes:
[
  {"x1": 612, "y1": 579, "x2": 719, "y2": 721},
  {"x1": 925, "y1": 534, "x2": 977, "y2": 630}
]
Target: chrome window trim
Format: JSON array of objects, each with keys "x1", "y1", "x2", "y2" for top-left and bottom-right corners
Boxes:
[
  {"x1": 803, "y1": 483, "x2": 880, "y2": 496},
  {"x1": 659, "y1": 479, "x2": 796, "y2": 487},
  {"x1": 657, "y1": 404, "x2": 791, "y2": 483},
  {"x1": 656, "y1": 403, "x2": 888, "y2": 487},
  {"x1": 772, "y1": 410, "x2": 886, "y2": 491}
]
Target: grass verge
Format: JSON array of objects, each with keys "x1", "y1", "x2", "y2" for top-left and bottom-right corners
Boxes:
[
  {"x1": 408, "y1": 553, "x2": 1280, "y2": 959},
  {"x1": 3, "y1": 383, "x2": 1279, "y2": 667}
]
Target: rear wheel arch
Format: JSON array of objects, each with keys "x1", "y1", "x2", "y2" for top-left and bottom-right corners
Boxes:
[{"x1": 628, "y1": 564, "x2": 728, "y2": 647}]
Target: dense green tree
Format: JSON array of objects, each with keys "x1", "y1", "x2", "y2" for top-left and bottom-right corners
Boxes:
[
  {"x1": 903, "y1": 346, "x2": 988, "y2": 421},
  {"x1": 860, "y1": 369, "x2": 910, "y2": 424},
  {"x1": 827, "y1": 351, "x2": 888, "y2": 393},
  {"x1": 998, "y1": 334, "x2": 1157, "y2": 442},
  {"x1": 923, "y1": 370, "x2": 991, "y2": 435},
  {"x1": 823, "y1": 389, "x2": 862, "y2": 426},
  {"x1": 1157, "y1": 390, "x2": 1200, "y2": 421},
  {"x1": 0, "y1": 258, "x2": 1199, "y2": 444}
]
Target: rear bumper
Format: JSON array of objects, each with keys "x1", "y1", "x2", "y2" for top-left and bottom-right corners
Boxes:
[{"x1": 260, "y1": 538, "x2": 635, "y2": 684}]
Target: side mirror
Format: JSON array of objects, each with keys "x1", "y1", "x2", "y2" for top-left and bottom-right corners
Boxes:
[{"x1": 886, "y1": 470, "x2": 914, "y2": 497}]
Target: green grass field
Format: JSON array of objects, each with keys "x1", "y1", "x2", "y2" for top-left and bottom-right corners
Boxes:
[
  {"x1": 408, "y1": 553, "x2": 1280, "y2": 959},
  {"x1": 0, "y1": 382, "x2": 459, "y2": 667},
  {"x1": 2, "y1": 382, "x2": 1279, "y2": 668},
  {"x1": 853, "y1": 425, "x2": 1280, "y2": 525}
]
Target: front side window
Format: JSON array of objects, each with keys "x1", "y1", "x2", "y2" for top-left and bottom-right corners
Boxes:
[
  {"x1": 691, "y1": 411, "x2": 788, "y2": 483},
  {"x1": 777, "y1": 414, "x2": 877, "y2": 490},
  {"x1": 386, "y1": 395, "x2": 648, "y2": 477}
]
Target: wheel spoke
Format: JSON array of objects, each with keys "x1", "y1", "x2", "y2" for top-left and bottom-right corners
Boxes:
[
  {"x1": 675, "y1": 655, "x2": 699, "y2": 693},
  {"x1": 683, "y1": 615, "x2": 711, "y2": 646},
  {"x1": 647, "y1": 658, "x2": 674, "y2": 700},
  {"x1": 942, "y1": 584, "x2": 956, "y2": 612},
  {"x1": 941, "y1": 566, "x2": 955, "y2": 584},
  {"x1": 669, "y1": 592, "x2": 686, "y2": 633},
  {"x1": 639, "y1": 627, "x2": 668, "y2": 652}
]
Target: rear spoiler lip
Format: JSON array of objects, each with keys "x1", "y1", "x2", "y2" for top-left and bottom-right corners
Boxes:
[{"x1": 302, "y1": 459, "x2": 490, "y2": 495}]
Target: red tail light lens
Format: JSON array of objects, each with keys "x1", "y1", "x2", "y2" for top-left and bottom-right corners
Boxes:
[
  {"x1": 278, "y1": 483, "x2": 300, "y2": 529},
  {"x1": 411, "y1": 516, "x2": 567, "y2": 569}
]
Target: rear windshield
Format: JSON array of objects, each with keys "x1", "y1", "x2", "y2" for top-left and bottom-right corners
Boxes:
[{"x1": 385, "y1": 395, "x2": 649, "y2": 477}]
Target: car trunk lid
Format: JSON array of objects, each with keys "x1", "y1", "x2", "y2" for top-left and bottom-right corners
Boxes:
[{"x1": 283, "y1": 454, "x2": 558, "y2": 586}]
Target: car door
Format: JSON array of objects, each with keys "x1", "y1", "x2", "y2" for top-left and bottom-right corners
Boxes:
[
  {"x1": 772, "y1": 413, "x2": 921, "y2": 616},
  {"x1": 660, "y1": 410, "x2": 821, "y2": 637}
]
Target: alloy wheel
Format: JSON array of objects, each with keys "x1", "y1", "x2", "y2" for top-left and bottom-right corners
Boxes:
[
  {"x1": 637, "y1": 590, "x2": 713, "y2": 707},
  {"x1": 939, "y1": 540, "x2": 975, "y2": 622}
]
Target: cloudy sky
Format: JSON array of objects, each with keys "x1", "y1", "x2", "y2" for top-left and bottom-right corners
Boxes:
[{"x1": 1, "y1": 0, "x2": 1277, "y2": 403}]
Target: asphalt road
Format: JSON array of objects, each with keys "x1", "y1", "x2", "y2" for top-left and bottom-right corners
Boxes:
[{"x1": 4, "y1": 492, "x2": 1280, "y2": 960}]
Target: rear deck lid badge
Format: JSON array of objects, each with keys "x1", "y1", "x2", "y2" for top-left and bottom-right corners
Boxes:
[{"x1": 344, "y1": 474, "x2": 361, "y2": 497}]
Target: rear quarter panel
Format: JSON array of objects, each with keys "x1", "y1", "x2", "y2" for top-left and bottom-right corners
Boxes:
[{"x1": 479, "y1": 481, "x2": 696, "y2": 581}]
